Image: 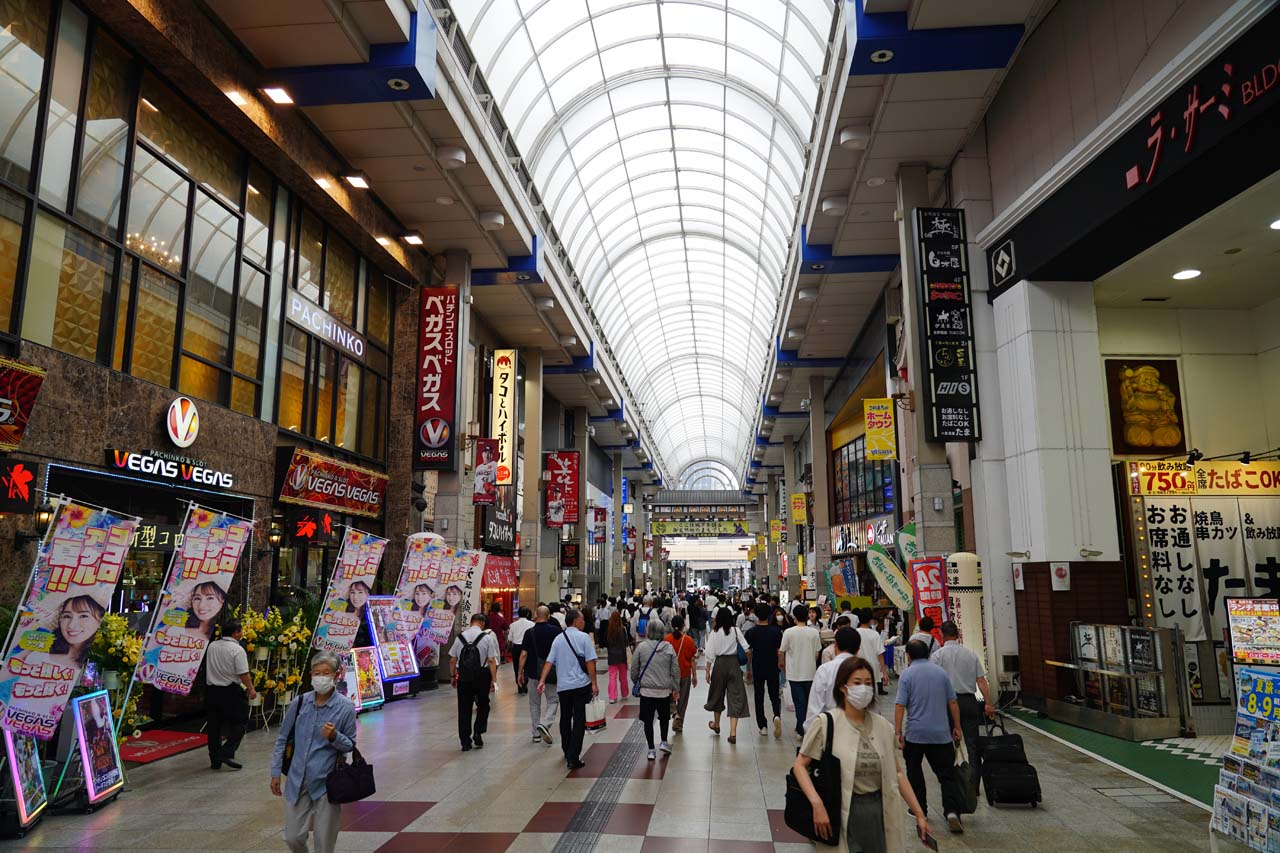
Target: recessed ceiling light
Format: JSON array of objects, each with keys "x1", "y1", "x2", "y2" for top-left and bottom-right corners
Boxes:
[
  {"x1": 262, "y1": 87, "x2": 293, "y2": 105},
  {"x1": 247, "y1": 184, "x2": 259, "y2": 195},
  {"x1": 435, "y1": 196, "x2": 455, "y2": 206},
  {"x1": 1172, "y1": 269, "x2": 1201, "y2": 280},
  {"x1": 375, "y1": 237, "x2": 390, "y2": 246},
  {"x1": 1270, "y1": 219, "x2": 1280, "y2": 231},
  {"x1": 344, "y1": 172, "x2": 370, "y2": 189},
  {"x1": 402, "y1": 231, "x2": 424, "y2": 246},
  {"x1": 315, "y1": 177, "x2": 331, "y2": 189},
  {"x1": 225, "y1": 90, "x2": 248, "y2": 106}
]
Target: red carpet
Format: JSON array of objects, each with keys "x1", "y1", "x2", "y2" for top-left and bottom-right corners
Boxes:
[{"x1": 119, "y1": 730, "x2": 208, "y2": 764}]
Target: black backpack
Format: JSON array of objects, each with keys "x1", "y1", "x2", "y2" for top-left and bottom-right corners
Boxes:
[{"x1": 458, "y1": 631, "x2": 488, "y2": 682}]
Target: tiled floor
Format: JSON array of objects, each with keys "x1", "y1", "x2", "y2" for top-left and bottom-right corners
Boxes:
[{"x1": 1, "y1": 658, "x2": 1215, "y2": 851}]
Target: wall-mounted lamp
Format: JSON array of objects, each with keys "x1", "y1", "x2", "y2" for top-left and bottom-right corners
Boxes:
[{"x1": 268, "y1": 525, "x2": 284, "y2": 547}]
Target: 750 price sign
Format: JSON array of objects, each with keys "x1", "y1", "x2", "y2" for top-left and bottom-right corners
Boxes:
[{"x1": 1129, "y1": 461, "x2": 1195, "y2": 496}]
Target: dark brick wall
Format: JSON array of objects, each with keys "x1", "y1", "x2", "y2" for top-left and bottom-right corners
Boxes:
[{"x1": 1014, "y1": 561, "x2": 1128, "y2": 704}]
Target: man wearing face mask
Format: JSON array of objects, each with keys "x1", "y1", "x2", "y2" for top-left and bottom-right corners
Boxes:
[{"x1": 805, "y1": 627, "x2": 861, "y2": 731}]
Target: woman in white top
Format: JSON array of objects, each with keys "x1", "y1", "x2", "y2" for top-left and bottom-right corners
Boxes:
[{"x1": 703, "y1": 606, "x2": 749, "y2": 743}]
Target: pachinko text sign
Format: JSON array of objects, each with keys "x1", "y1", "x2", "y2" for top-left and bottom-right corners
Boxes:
[
  {"x1": 137, "y1": 506, "x2": 253, "y2": 694},
  {"x1": 416, "y1": 286, "x2": 459, "y2": 471},
  {"x1": 313, "y1": 529, "x2": 388, "y2": 653},
  {"x1": 909, "y1": 556, "x2": 949, "y2": 645},
  {"x1": 0, "y1": 502, "x2": 138, "y2": 739}
]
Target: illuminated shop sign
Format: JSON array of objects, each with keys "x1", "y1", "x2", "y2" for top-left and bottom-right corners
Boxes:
[
  {"x1": 286, "y1": 292, "x2": 366, "y2": 360},
  {"x1": 107, "y1": 449, "x2": 234, "y2": 489}
]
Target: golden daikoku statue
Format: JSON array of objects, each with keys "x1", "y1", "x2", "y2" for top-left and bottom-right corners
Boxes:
[{"x1": 1119, "y1": 364, "x2": 1182, "y2": 448}]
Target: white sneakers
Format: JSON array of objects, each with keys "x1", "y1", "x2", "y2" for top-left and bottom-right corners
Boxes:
[
  {"x1": 537, "y1": 724, "x2": 553, "y2": 745},
  {"x1": 773, "y1": 716, "x2": 782, "y2": 738},
  {"x1": 647, "y1": 749, "x2": 657, "y2": 760},
  {"x1": 659, "y1": 741, "x2": 672, "y2": 754}
]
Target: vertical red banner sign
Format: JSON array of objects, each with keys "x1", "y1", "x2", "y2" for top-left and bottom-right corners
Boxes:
[
  {"x1": 909, "y1": 557, "x2": 949, "y2": 646},
  {"x1": 415, "y1": 287, "x2": 459, "y2": 470},
  {"x1": 544, "y1": 451, "x2": 580, "y2": 528}
]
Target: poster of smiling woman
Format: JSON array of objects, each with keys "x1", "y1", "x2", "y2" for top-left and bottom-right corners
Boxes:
[
  {"x1": 0, "y1": 499, "x2": 139, "y2": 740},
  {"x1": 136, "y1": 504, "x2": 254, "y2": 695},
  {"x1": 313, "y1": 528, "x2": 388, "y2": 653}
]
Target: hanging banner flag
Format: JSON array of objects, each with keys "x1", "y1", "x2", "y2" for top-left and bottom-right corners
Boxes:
[
  {"x1": 790, "y1": 493, "x2": 807, "y2": 525},
  {"x1": 415, "y1": 286, "x2": 459, "y2": 471},
  {"x1": 313, "y1": 529, "x2": 389, "y2": 653},
  {"x1": 909, "y1": 557, "x2": 949, "y2": 645},
  {"x1": 1242, "y1": 501, "x2": 1280, "y2": 598},
  {"x1": 770, "y1": 519, "x2": 783, "y2": 542},
  {"x1": 867, "y1": 543, "x2": 913, "y2": 611},
  {"x1": 1192, "y1": 497, "x2": 1248, "y2": 643},
  {"x1": 136, "y1": 505, "x2": 253, "y2": 695},
  {"x1": 1143, "y1": 497, "x2": 1206, "y2": 642},
  {"x1": 422, "y1": 548, "x2": 485, "y2": 645},
  {"x1": 545, "y1": 451, "x2": 580, "y2": 527},
  {"x1": 895, "y1": 522, "x2": 919, "y2": 563},
  {"x1": 0, "y1": 356, "x2": 45, "y2": 452},
  {"x1": 863, "y1": 398, "x2": 897, "y2": 460},
  {"x1": 490, "y1": 349, "x2": 518, "y2": 487},
  {"x1": 644, "y1": 540, "x2": 655, "y2": 561},
  {"x1": 391, "y1": 533, "x2": 445, "y2": 670},
  {"x1": 472, "y1": 439, "x2": 499, "y2": 506},
  {"x1": 0, "y1": 501, "x2": 139, "y2": 740}
]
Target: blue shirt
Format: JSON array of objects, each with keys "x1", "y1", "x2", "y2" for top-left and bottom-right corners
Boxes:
[
  {"x1": 895, "y1": 659, "x2": 957, "y2": 744},
  {"x1": 272, "y1": 690, "x2": 357, "y2": 802},
  {"x1": 545, "y1": 627, "x2": 598, "y2": 692}
]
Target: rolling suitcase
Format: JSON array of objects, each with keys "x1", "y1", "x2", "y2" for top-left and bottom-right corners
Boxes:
[
  {"x1": 976, "y1": 718, "x2": 1027, "y2": 766},
  {"x1": 982, "y1": 761, "x2": 1042, "y2": 807}
]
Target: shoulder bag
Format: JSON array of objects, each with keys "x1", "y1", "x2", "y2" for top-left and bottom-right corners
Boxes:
[
  {"x1": 279, "y1": 696, "x2": 302, "y2": 776},
  {"x1": 326, "y1": 746, "x2": 376, "y2": 804},
  {"x1": 632, "y1": 641, "x2": 661, "y2": 698},
  {"x1": 784, "y1": 711, "x2": 843, "y2": 846}
]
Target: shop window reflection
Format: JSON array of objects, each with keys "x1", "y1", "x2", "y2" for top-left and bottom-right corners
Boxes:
[
  {"x1": 243, "y1": 164, "x2": 270, "y2": 267},
  {"x1": 366, "y1": 277, "x2": 391, "y2": 345},
  {"x1": 0, "y1": 0, "x2": 51, "y2": 189},
  {"x1": 178, "y1": 354, "x2": 222, "y2": 404},
  {"x1": 130, "y1": 264, "x2": 178, "y2": 386},
  {"x1": 323, "y1": 234, "x2": 355, "y2": 324},
  {"x1": 278, "y1": 324, "x2": 307, "y2": 432},
  {"x1": 185, "y1": 189, "x2": 236, "y2": 363},
  {"x1": 126, "y1": 146, "x2": 186, "y2": 275},
  {"x1": 230, "y1": 376, "x2": 256, "y2": 417},
  {"x1": 111, "y1": 257, "x2": 134, "y2": 370},
  {"x1": 334, "y1": 359, "x2": 360, "y2": 450},
  {"x1": 74, "y1": 31, "x2": 133, "y2": 239},
  {"x1": 24, "y1": 211, "x2": 115, "y2": 362},
  {"x1": 135, "y1": 71, "x2": 241, "y2": 209},
  {"x1": 313, "y1": 343, "x2": 335, "y2": 441},
  {"x1": 235, "y1": 264, "x2": 264, "y2": 378},
  {"x1": 296, "y1": 207, "x2": 322, "y2": 302},
  {"x1": 37, "y1": 1, "x2": 85, "y2": 210},
  {"x1": 0, "y1": 187, "x2": 23, "y2": 333}
]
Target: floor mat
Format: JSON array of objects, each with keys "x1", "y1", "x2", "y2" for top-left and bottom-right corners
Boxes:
[{"x1": 119, "y1": 729, "x2": 208, "y2": 764}]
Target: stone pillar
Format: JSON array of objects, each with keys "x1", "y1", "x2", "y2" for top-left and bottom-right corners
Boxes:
[
  {"x1": 611, "y1": 453, "x2": 624, "y2": 596},
  {"x1": 809, "y1": 374, "x2": 832, "y2": 585},
  {"x1": 783, "y1": 436, "x2": 800, "y2": 600},
  {"x1": 572, "y1": 408, "x2": 589, "y2": 595},
  {"x1": 896, "y1": 164, "x2": 957, "y2": 558},
  {"x1": 519, "y1": 350, "x2": 543, "y2": 609},
  {"x1": 433, "y1": 250, "x2": 475, "y2": 550}
]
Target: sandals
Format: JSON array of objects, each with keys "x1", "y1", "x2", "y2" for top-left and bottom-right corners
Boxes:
[
  {"x1": 727, "y1": 735, "x2": 737, "y2": 744},
  {"x1": 708, "y1": 721, "x2": 720, "y2": 735}
]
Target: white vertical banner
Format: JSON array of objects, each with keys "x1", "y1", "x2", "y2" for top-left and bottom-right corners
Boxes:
[
  {"x1": 1191, "y1": 497, "x2": 1248, "y2": 642},
  {"x1": 1241, "y1": 500, "x2": 1280, "y2": 598},
  {"x1": 490, "y1": 349, "x2": 518, "y2": 487},
  {"x1": 1143, "y1": 497, "x2": 1206, "y2": 642}
]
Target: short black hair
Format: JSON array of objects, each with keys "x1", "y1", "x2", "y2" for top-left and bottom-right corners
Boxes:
[
  {"x1": 917, "y1": 615, "x2": 934, "y2": 632},
  {"x1": 471, "y1": 613, "x2": 488, "y2": 627},
  {"x1": 905, "y1": 639, "x2": 931, "y2": 661},
  {"x1": 792, "y1": 604, "x2": 809, "y2": 622},
  {"x1": 221, "y1": 620, "x2": 242, "y2": 636},
  {"x1": 940, "y1": 620, "x2": 959, "y2": 639},
  {"x1": 754, "y1": 602, "x2": 772, "y2": 623},
  {"x1": 834, "y1": 626, "x2": 861, "y2": 653}
]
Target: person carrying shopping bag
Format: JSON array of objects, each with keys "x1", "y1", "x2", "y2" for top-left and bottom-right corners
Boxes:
[{"x1": 704, "y1": 606, "x2": 750, "y2": 743}]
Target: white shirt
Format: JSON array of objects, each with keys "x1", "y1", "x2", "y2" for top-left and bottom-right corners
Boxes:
[
  {"x1": 508, "y1": 617, "x2": 534, "y2": 648},
  {"x1": 804, "y1": 651, "x2": 852, "y2": 731},
  {"x1": 596, "y1": 606, "x2": 614, "y2": 629},
  {"x1": 909, "y1": 631, "x2": 940, "y2": 654},
  {"x1": 856, "y1": 626, "x2": 886, "y2": 680},
  {"x1": 205, "y1": 637, "x2": 249, "y2": 687},
  {"x1": 449, "y1": 626, "x2": 500, "y2": 665},
  {"x1": 703, "y1": 626, "x2": 747, "y2": 659},
  {"x1": 552, "y1": 612, "x2": 567, "y2": 628},
  {"x1": 780, "y1": 625, "x2": 822, "y2": 681}
]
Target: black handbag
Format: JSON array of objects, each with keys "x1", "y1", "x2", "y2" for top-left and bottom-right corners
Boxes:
[
  {"x1": 326, "y1": 747, "x2": 376, "y2": 804},
  {"x1": 784, "y1": 711, "x2": 842, "y2": 846}
]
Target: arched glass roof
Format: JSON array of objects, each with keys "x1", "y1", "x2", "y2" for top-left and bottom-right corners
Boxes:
[{"x1": 456, "y1": 0, "x2": 835, "y2": 481}]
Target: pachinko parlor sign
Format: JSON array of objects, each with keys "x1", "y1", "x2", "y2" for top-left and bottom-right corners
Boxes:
[{"x1": 0, "y1": 502, "x2": 139, "y2": 739}]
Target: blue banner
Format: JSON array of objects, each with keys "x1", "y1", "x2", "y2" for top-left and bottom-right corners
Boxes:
[{"x1": 1239, "y1": 668, "x2": 1280, "y2": 723}]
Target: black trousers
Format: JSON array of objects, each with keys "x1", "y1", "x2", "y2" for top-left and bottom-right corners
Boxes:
[
  {"x1": 457, "y1": 673, "x2": 492, "y2": 747},
  {"x1": 903, "y1": 740, "x2": 963, "y2": 817},
  {"x1": 558, "y1": 685, "x2": 591, "y2": 763},
  {"x1": 205, "y1": 683, "x2": 248, "y2": 763},
  {"x1": 753, "y1": 670, "x2": 781, "y2": 729},
  {"x1": 639, "y1": 695, "x2": 671, "y2": 749},
  {"x1": 788, "y1": 680, "x2": 812, "y2": 734},
  {"x1": 512, "y1": 654, "x2": 525, "y2": 692},
  {"x1": 956, "y1": 693, "x2": 982, "y2": 789}
]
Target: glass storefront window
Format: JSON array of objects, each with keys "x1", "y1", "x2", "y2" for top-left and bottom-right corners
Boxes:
[
  {"x1": 296, "y1": 207, "x2": 322, "y2": 302},
  {"x1": 23, "y1": 211, "x2": 115, "y2": 361},
  {"x1": 136, "y1": 72, "x2": 241, "y2": 208},
  {"x1": 367, "y1": 276, "x2": 391, "y2": 345},
  {"x1": 279, "y1": 324, "x2": 307, "y2": 432},
  {"x1": 74, "y1": 31, "x2": 133, "y2": 239},
  {"x1": 323, "y1": 234, "x2": 356, "y2": 324},
  {"x1": 243, "y1": 164, "x2": 270, "y2": 267},
  {"x1": 0, "y1": 187, "x2": 23, "y2": 333},
  {"x1": 131, "y1": 264, "x2": 178, "y2": 385},
  {"x1": 230, "y1": 376, "x2": 256, "y2": 416},
  {"x1": 186, "y1": 190, "x2": 236, "y2": 363},
  {"x1": 313, "y1": 343, "x2": 335, "y2": 441},
  {"x1": 235, "y1": 264, "x2": 264, "y2": 378},
  {"x1": 111, "y1": 257, "x2": 133, "y2": 370},
  {"x1": 127, "y1": 146, "x2": 187, "y2": 275},
  {"x1": 832, "y1": 435, "x2": 888, "y2": 525},
  {"x1": 178, "y1": 354, "x2": 222, "y2": 402},
  {"x1": 334, "y1": 359, "x2": 360, "y2": 450},
  {"x1": 0, "y1": 0, "x2": 51, "y2": 189},
  {"x1": 359, "y1": 374, "x2": 383, "y2": 459},
  {"x1": 37, "y1": 1, "x2": 85, "y2": 210}
]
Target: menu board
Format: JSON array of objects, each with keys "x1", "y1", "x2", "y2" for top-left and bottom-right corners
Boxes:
[
  {"x1": 1074, "y1": 623, "x2": 1100, "y2": 663},
  {"x1": 1228, "y1": 598, "x2": 1280, "y2": 666},
  {"x1": 1135, "y1": 675, "x2": 1164, "y2": 716},
  {"x1": 1127, "y1": 628, "x2": 1159, "y2": 671},
  {"x1": 365, "y1": 596, "x2": 420, "y2": 681},
  {"x1": 1102, "y1": 626, "x2": 1126, "y2": 669}
]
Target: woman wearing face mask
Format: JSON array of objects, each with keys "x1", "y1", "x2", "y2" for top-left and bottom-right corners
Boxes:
[
  {"x1": 792, "y1": 657, "x2": 931, "y2": 853},
  {"x1": 272, "y1": 651, "x2": 357, "y2": 853}
]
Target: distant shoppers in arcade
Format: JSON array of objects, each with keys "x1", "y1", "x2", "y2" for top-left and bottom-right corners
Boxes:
[
  {"x1": 272, "y1": 651, "x2": 358, "y2": 853},
  {"x1": 487, "y1": 601, "x2": 509, "y2": 661},
  {"x1": 508, "y1": 607, "x2": 534, "y2": 693}
]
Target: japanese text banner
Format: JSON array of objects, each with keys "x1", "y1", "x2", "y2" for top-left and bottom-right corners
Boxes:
[
  {"x1": 313, "y1": 529, "x2": 388, "y2": 653},
  {"x1": 421, "y1": 549, "x2": 485, "y2": 646},
  {"x1": 0, "y1": 502, "x2": 138, "y2": 739},
  {"x1": 137, "y1": 506, "x2": 253, "y2": 695},
  {"x1": 1193, "y1": 497, "x2": 1248, "y2": 643},
  {"x1": 1144, "y1": 497, "x2": 1207, "y2": 642}
]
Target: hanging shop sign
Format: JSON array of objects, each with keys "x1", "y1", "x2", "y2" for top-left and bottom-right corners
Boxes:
[
  {"x1": 490, "y1": 349, "x2": 518, "y2": 486},
  {"x1": 286, "y1": 505, "x2": 339, "y2": 546},
  {"x1": 286, "y1": 292, "x2": 365, "y2": 360},
  {"x1": 643, "y1": 540, "x2": 655, "y2": 561},
  {"x1": 559, "y1": 540, "x2": 581, "y2": 572},
  {"x1": 483, "y1": 486, "x2": 517, "y2": 550},
  {"x1": 649, "y1": 520, "x2": 749, "y2": 537},
  {"x1": 0, "y1": 459, "x2": 37, "y2": 513},
  {"x1": 867, "y1": 543, "x2": 912, "y2": 611},
  {"x1": 278, "y1": 447, "x2": 386, "y2": 518},
  {"x1": 165, "y1": 396, "x2": 200, "y2": 449},
  {"x1": 1130, "y1": 460, "x2": 1280, "y2": 497},
  {"x1": 0, "y1": 357, "x2": 45, "y2": 452},
  {"x1": 107, "y1": 449, "x2": 234, "y2": 489},
  {"x1": 1227, "y1": 598, "x2": 1280, "y2": 666},
  {"x1": 914, "y1": 207, "x2": 980, "y2": 442},
  {"x1": 770, "y1": 519, "x2": 783, "y2": 542},
  {"x1": 0, "y1": 501, "x2": 139, "y2": 739},
  {"x1": 895, "y1": 522, "x2": 920, "y2": 564},
  {"x1": 1138, "y1": 496, "x2": 1207, "y2": 642},
  {"x1": 909, "y1": 557, "x2": 950, "y2": 645},
  {"x1": 472, "y1": 438, "x2": 499, "y2": 506},
  {"x1": 831, "y1": 515, "x2": 894, "y2": 555},
  {"x1": 482, "y1": 555, "x2": 519, "y2": 591},
  {"x1": 136, "y1": 506, "x2": 253, "y2": 695},
  {"x1": 863, "y1": 398, "x2": 897, "y2": 460},
  {"x1": 415, "y1": 286, "x2": 459, "y2": 471},
  {"x1": 312, "y1": 529, "x2": 389, "y2": 653},
  {"x1": 545, "y1": 451, "x2": 580, "y2": 527},
  {"x1": 621, "y1": 477, "x2": 630, "y2": 550},
  {"x1": 790, "y1": 493, "x2": 807, "y2": 525}
]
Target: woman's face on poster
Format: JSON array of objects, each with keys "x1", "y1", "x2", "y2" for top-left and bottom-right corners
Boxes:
[
  {"x1": 349, "y1": 583, "x2": 370, "y2": 609},
  {"x1": 191, "y1": 586, "x2": 224, "y2": 623},
  {"x1": 60, "y1": 603, "x2": 101, "y2": 647},
  {"x1": 445, "y1": 587, "x2": 462, "y2": 606},
  {"x1": 414, "y1": 585, "x2": 432, "y2": 607}
]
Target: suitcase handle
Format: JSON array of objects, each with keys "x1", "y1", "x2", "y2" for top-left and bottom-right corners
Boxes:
[{"x1": 983, "y1": 718, "x2": 1007, "y2": 737}]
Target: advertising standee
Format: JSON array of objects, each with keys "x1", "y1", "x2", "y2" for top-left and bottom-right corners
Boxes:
[
  {"x1": 312, "y1": 529, "x2": 389, "y2": 654},
  {"x1": 909, "y1": 557, "x2": 949, "y2": 646}
]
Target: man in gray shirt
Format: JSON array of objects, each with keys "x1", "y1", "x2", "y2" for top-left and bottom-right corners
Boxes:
[{"x1": 931, "y1": 620, "x2": 995, "y2": 791}]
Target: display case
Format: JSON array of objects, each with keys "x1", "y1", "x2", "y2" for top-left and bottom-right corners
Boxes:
[
  {"x1": 1045, "y1": 623, "x2": 1188, "y2": 740},
  {"x1": 365, "y1": 595, "x2": 420, "y2": 699}
]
